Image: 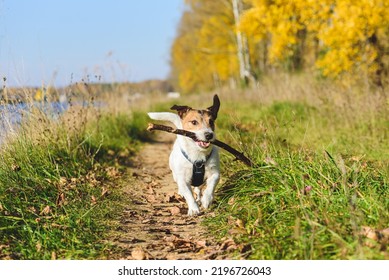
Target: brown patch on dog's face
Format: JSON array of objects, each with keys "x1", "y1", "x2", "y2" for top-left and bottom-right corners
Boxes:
[{"x1": 181, "y1": 110, "x2": 215, "y2": 131}]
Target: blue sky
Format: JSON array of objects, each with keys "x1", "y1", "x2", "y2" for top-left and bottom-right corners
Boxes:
[{"x1": 0, "y1": 0, "x2": 183, "y2": 87}]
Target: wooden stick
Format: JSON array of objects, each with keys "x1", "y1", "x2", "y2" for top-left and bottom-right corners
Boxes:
[{"x1": 147, "y1": 123, "x2": 255, "y2": 167}]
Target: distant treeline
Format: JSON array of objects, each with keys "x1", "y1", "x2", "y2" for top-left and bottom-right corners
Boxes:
[
  {"x1": 0, "y1": 79, "x2": 173, "y2": 103},
  {"x1": 170, "y1": 0, "x2": 389, "y2": 93}
]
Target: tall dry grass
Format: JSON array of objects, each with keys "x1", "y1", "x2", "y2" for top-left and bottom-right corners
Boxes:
[{"x1": 0, "y1": 82, "x2": 151, "y2": 259}]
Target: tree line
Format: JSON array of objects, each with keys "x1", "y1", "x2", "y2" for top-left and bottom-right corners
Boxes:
[{"x1": 170, "y1": 0, "x2": 389, "y2": 93}]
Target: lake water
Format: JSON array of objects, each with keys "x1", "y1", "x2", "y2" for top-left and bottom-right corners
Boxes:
[{"x1": 0, "y1": 100, "x2": 103, "y2": 143}]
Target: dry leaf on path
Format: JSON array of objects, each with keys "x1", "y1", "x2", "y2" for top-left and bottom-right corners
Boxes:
[
  {"x1": 146, "y1": 194, "x2": 157, "y2": 203},
  {"x1": 131, "y1": 246, "x2": 147, "y2": 260},
  {"x1": 165, "y1": 192, "x2": 185, "y2": 203},
  {"x1": 169, "y1": 206, "x2": 181, "y2": 215},
  {"x1": 219, "y1": 238, "x2": 237, "y2": 251}
]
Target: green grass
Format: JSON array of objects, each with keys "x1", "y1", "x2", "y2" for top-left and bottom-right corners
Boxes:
[
  {"x1": 0, "y1": 107, "x2": 149, "y2": 259},
  {"x1": 207, "y1": 150, "x2": 388, "y2": 259},
  {"x1": 204, "y1": 87, "x2": 389, "y2": 259},
  {"x1": 1, "y1": 76, "x2": 387, "y2": 260}
]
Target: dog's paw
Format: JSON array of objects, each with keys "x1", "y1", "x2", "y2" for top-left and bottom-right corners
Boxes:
[
  {"x1": 201, "y1": 194, "x2": 213, "y2": 209},
  {"x1": 187, "y1": 204, "x2": 200, "y2": 216}
]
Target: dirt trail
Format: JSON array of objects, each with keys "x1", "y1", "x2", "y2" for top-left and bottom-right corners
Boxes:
[{"x1": 110, "y1": 133, "x2": 231, "y2": 260}]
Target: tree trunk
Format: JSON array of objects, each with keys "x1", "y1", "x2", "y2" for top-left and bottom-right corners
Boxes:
[{"x1": 231, "y1": 0, "x2": 254, "y2": 86}]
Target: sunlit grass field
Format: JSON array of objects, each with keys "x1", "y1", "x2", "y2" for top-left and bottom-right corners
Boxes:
[
  {"x1": 203, "y1": 74, "x2": 389, "y2": 259},
  {"x1": 0, "y1": 73, "x2": 387, "y2": 259}
]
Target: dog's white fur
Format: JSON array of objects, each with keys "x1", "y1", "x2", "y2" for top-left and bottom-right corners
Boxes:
[{"x1": 148, "y1": 96, "x2": 220, "y2": 216}]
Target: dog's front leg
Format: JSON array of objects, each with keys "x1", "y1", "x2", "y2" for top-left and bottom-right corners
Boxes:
[
  {"x1": 201, "y1": 173, "x2": 220, "y2": 209},
  {"x1": 177, "y1": 180, "x2": 200, "y2": 216}
]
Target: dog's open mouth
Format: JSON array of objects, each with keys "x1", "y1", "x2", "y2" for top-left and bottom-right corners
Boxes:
[{"x1": 196, "y1": 140, "x2": 210, "y2": 148}]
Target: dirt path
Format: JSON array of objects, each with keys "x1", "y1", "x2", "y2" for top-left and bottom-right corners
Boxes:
[{"x1": 110, "y1": 133, "x2": 231, "y2": 260}]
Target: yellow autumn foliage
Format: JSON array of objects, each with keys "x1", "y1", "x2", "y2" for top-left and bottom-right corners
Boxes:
[
  {"x1": 316, "y1": 0, "x2": 389, "y2": 80},
  {"x1": 170, "y1": 1, "x2": 238, "y2": 93},
  {"x1": 170, "y1": 0, "x2": 389, "y2": 92}
]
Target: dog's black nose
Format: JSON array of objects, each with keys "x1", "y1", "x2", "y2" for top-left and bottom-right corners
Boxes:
[{"x1": 205, "y1": 132, "x2": 214, "y2": 141}]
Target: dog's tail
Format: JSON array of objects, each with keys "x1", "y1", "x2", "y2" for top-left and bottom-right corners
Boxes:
[{"x1": 147, "y1": 112, "x2": 182, "y2": 129}]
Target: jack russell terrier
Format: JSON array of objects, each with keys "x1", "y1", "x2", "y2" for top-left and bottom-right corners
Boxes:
[{"x1": 148, "y1": 95, "x2": 220, "y2": 216}]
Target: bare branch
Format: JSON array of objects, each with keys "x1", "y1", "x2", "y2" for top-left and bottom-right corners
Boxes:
[{"x1": 147, "y1": 123, "x2": 255, "y2": 167}]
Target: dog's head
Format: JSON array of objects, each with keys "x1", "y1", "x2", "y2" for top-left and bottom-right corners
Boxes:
[{"x1": 171, "y1": 95, "x2": 220, "y2": 149}]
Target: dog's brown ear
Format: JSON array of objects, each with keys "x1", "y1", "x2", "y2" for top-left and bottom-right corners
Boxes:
[
  {"x1": 207, "y1": 94, "x2": 220, "y2": 120},
  {"x1": 171, "y1": 105, "x2": 192, "y2": 119}
]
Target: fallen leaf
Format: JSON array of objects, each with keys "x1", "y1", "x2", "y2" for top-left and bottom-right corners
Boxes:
[
  {"x1": 361, "y1": 226, "x2": 378, "y2": 240},
  {"x1": 58, "y1": 177, "x2": 68, "y2": 188},
  {"x1": 235, "y1": 219, "x2": 245, "y2": 229},
  {"x1": 36, "y1": 242, "x2": 42, "y2": 252},
  {"x1": 131, "y1": 246, "x2": 146, "y2": 260},
  {"x1": 227, "y1": 197, "x2": 235, "y2": 205},
  {"x1": 105, "y1": 167, "x2": 120, "y2": 178},
  {"x1": 101, "y1": 187, "x2": 109, "y2": 197},
  {"x1": 91, "y1": 195, "x2": 97, "y2": 205},
  {"x1": 40, "y1": 205, "x2": 51, "y2": 215},
  {"x1": 56, "y1": 193, "x2": 66, "y2": 206},
  {"x1": 146, "y1": 194, "x2": 157, "y2": 203},
  {"x1": 165, "y1": 192, "x2": 184, "y2": 203},
  {"x1": 169, "y1": 206, "x2": 181, "y2": 215},
  {"x1": 219, "y1": 239, "x2": 237, "y2": 251},
  {"x1": 164, "y1": 235, "x2": 179, "y2": 243},
  {"x1": 361, "y1": 226, "x2": 389, "y2": 241},
  {"x1": 196, "y1": 240, "x2": 207, "y2": 247}
]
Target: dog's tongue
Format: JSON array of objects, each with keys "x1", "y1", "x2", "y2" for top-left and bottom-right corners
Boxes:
[{"x1": 196, "y1": 140, "x2": 210, "y2": 148}]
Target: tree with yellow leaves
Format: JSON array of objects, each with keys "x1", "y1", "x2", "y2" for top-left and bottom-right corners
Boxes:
[
  {"x1": 170, "y1": 0, "x2": 389, "y2": 92},
  {"x1": 170, "y1": 0, "x2": 240, "y2": 93},
  {"x1": 239, "y1": 0, "x2": 389, "y2": 84},
  {"x1": 316, "y1": 0, "x2": 389, "y2": 86}
]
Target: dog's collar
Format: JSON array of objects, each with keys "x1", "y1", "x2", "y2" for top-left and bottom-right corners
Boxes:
[{"x1": 180, "y1": 147, "x2": 214, "y2": 187}]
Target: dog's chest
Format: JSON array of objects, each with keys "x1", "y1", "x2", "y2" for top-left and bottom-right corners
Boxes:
[{"x1": 180, "y1": 147, "x2": 214, "y2": 187}]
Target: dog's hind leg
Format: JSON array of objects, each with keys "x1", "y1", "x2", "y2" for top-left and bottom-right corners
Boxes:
[{"x1": 177, "y1": 180, "x2": 200, "y2": 216}]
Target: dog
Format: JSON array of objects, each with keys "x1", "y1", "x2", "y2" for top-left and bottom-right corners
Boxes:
[{"x1": 148, "y1": 95, "x2": 220, "y2": 216}]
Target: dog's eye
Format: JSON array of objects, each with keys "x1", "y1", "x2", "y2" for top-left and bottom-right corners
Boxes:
[
  {"x1": 191, "y1": 120, "x2": 198, "y2": 125},
  {"x1": 209, "y1": 119, "x2": 214, "y2": 126}
]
